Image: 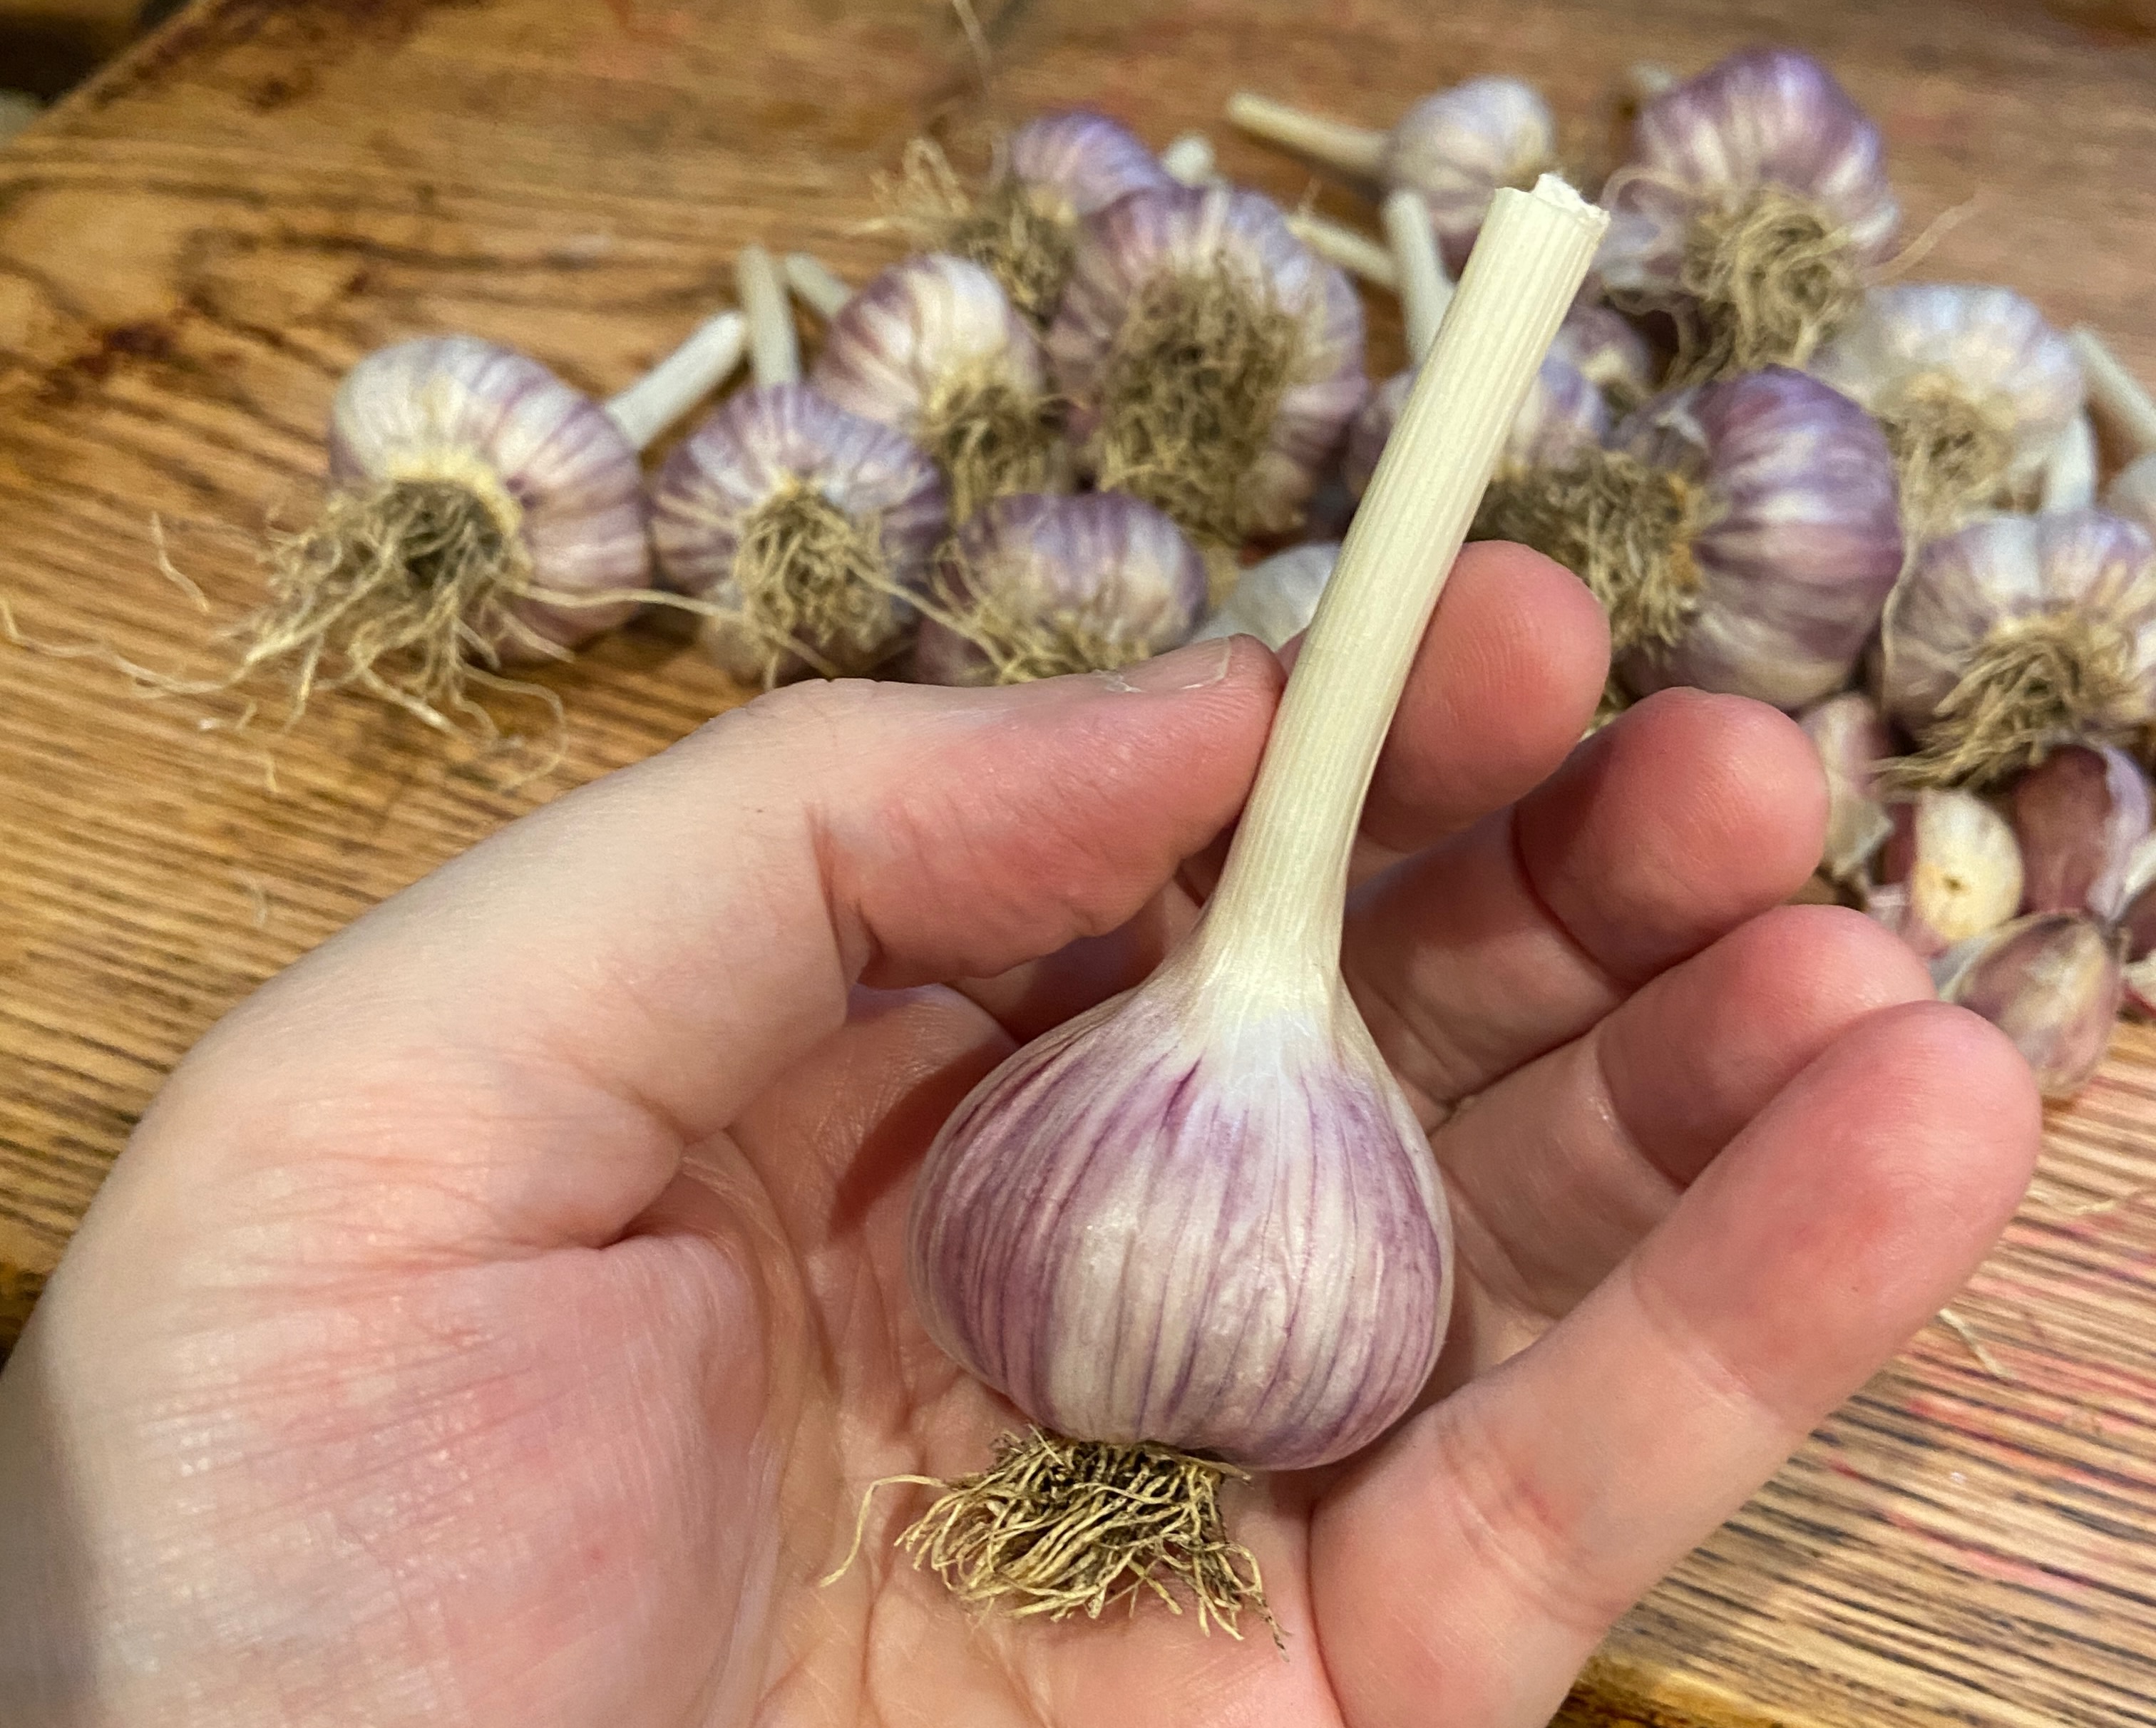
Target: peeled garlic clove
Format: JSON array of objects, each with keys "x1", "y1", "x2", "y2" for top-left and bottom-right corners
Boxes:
[
  {"x1": 1800, "y1": 691, "x2": 1893, "y2": 883},
  {"x1": 1879, "y1": 510, "x2": 2156, "y2": 787},
  {"x1": 1385, "y1": 76, "x2": 1559, "y2": 272},
  {"x1": 2008, "y1": 744, "x2": 2151, "y2": 920},
  {"x1": 1934, "y1": 912, "x2": 2124, "y2": 1097},
  {"x1": 1867, "y1": 789, "x2": 2024, "y2": 958},
  {"x1": 1809, "y1": 284, "x2": 2083, "y2": 542},
  {"x1": 910, "y1": 490, "x2": 1207, "y2": 686},
  {"x1": 1352, "y1": 351, "x2": 1605, "y2": 500},
  {"x1": 810, "y1": 254, "x2": 1064, "y2": 523},
  {"x1": 1194, "y1": 541, "x2": 1340, "y2": 649},
  {"x1": 1048, "y1": 184, "x2": 1367, "y2": 546},
  {"x1": 1601, "y1": 48, "x2": 1899, "y2": 383}
]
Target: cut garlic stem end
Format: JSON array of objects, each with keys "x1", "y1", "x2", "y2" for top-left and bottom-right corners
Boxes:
[
  {"x1": 736, "y1": 245, "x2": 800, "y2": 388},
  {"x1": 1224, "y1": 91, "x2": 1389, "y2": 178},
  {"x1": 600, "y1": 309, "x2": 748, "y2": 450},
  {"x1": 1382, "y1": 187, "x2": 1453, "y2": 365},
  {"x1": 1200, "y1": 174, "x2": 1608, "y2": 989},
  {"x1": 1626, "y1": 62, "x2": 1678, "y2": 102},
  {"x1": 1285, "y1": 211, "x2": 1400, "y2": 289},
  {"x1": 2073, "y1": 326, "x2": 2156, "y2": 456},
  {"x1": 783, "y1": 252, "x2": 852, "y2": 322},
  {"x1": 2042, "y1": 411, "x2": 2100, "y2": 513},
  {"x1": 1160, "y1": 131, "x2": 1218, "y2": 187}
]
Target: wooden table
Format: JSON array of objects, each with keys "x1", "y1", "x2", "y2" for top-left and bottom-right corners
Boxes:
[{"x1": 4, "y1": 0, "x2": 2154, "y2": 1720}]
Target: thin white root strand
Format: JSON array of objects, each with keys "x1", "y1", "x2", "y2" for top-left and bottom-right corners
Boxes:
[
  {"x1": 1285, "y1": 211, "x2": 1399, "y2": 289},
  {"x1": 1224, "y1": 91, "x2": 1388, "y2": 178},
  {"x1": 602, "y1": 309, "x2": 747, "y2": 450}
]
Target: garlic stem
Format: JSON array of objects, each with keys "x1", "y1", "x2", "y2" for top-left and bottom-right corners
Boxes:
[
  {"x1": 1225, "y1": 91, "x2": 1389, "y2": 178},
  {"x1": 737, "y1": 245, "x2": 800, "y2": 387},
  {"x1": 2042, "y1": 411, "x2": 2100, "y2": 513},
  {"x1": 600, "y1": 309, "x2": 748, "y2": 449},
  {"x1": 2074, "y1": 326, "x2": 2156, "y2": 456},
  {"x1": 1160, "y1": 131, "x2": 1218, "y2": 187},
  {"x1": 1382, "y1": 187, "x2": 1453, "y2": 364},
  {"x1": 1285, "y1": 211, "x2": 1400, "y2": 289},
  {"x1": 1196, "y1": 176, "x2": 1608, "y2": 992},
  {"x1": 1626, "y1": 62, "x2": 1678, "y2": 102},
  {"x1": 783, "y1": 252, "x2": 852, "y2": 322}
]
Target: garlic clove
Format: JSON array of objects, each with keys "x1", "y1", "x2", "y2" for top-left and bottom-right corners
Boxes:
[
  {"x1": 1383, "y1": 76, "x2": 1560, "y2": 272},
  {"x1": 1799, "y1": 690, "x2": 1893, "y2": 883},
  {"x1": 1866, "y1": 788, "x2": 2025, "y2": 958},
  {"x1": 1194, "y1": 542, "x2": 1340, "y2": 649},
  {"x1": 2008, "y1": 744, "x2": 2151, "y2": 920},
  {"x1": 1933, "y1": 912, "x2": 2124, "y2": 1098}
]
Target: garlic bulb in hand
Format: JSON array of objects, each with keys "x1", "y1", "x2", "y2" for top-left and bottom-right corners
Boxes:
[
  {"x1": 1194, "y1": 542, "x2": 1339, "y2": 649},
  {"x1": 910, "y1": 492, "x2": 1207, "y2": 686},
  {"x1": 1809, "y1": 284, "x2": 2083, "y2": 541},
  {"x1": 898, "y1": 178, "x2": 1606, "y2": 1632},
  {"x1": 1880, "y1": 510, "x2": 2156, "y2": 786},
  {"x1": 1479, "y1": 366, "x2": 1902, "y2": 710},
  {"x1": 1933, "y1": 913, "x2": 2124, "y2": 1098},
  {"x1": 1601, "y1": 48, "x2": 1899, "y2": 384},
  {"x1": 1049, "y1": 184, "x2": 1367, "y2": 548},
  {"x1": 1800, "y1": 691, "x2": 1893, "y2": 883},
  {"x1": 810, "y1": 253, "x2": 1064, "y2": 523},
  {"x1": 652, "y1": 248, "x2": 946, "y2": 685},
  {"x1": 1865, "y1": 790, "x2": 2024, "y2": 959}
]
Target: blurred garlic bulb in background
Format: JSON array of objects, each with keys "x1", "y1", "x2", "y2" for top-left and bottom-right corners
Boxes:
[
  {"x1": 1933, "y1": 913, "x2": 2125, "y2": 1097},
  {"x1": 1195, "y1": 542, "x2": 1340, "y2": 649},
  {"x1": 1551, "y1": 301, "x2": 1658, "y2": 409},
  {"x1": 1866, "y1": 789, "x2": 2025, "y2": 959},
  {"x1": 1879, "y1": 510, "x2": 2156, "y2": 786},
  {"x1": 1800, "y1": 691, "x2": 1894, "y2": 883},
  {"x1": 1810, "y1": 284, "x2": 2083, "y2": 542},
  {"x1": 1601, "y1": 48, "x2": 1899, "y2": 384}
]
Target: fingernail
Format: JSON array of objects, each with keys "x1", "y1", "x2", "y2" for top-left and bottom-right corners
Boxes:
[{"x1": 1097, "y1": 637, "x2": 1235, "y2": 695}]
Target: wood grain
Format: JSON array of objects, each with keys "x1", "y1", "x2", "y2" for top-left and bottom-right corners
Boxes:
[{"x1": 1, "y1": 1, "x2": 2154, "y2": 1722}]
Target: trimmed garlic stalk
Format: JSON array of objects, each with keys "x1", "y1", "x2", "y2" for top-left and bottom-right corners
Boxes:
[
  {"x1": 651, "y1": 248, "x2": 947, "y2": 686},
  {"x1": 781, "y1": 252, "x2": 851, "y2": 322},
  {"x1": 1933, "y1": 913, "x2": 2124, "y2": 1098},
  {"x1": 1867, "y1": 791, "x2": 2025, "y2": 959},
  {"x1": 2043, "y1": 413, "x2": 2099, "y2": 514},
  {"x1": 809, "y1": 253, "x2": 1064, "y2": 523},
  {"x1": 1049, "y1": 184, "x2": 1367, "y2": 548},
  {"x1": 1479, "y1": 366, "x2": 1902, "y2": 710},
  {"x1": 910, "y1": 492, "x2": 1208, "y2": 686},
  {"x1": 237, "y1": 310, "x2": 746, "y2": 726},
  {"x1": 1879, "y1": 510, "x2": 2156, "y2": 786},
  {"x1": 1284, "y1": 211, "x2": 1401, "y2": 290},
  {"x1": 1809, "y1": 285, "x2": 2083, "y2": 542},
  {"x1": 1601, "y1": 48, "x2": 1899, "y2": 384},
  {"x1": 2075, "y1": 329, "x2": 2156, "y2": 538},
  {"x1": 895, "y1": 178, "x2": 1608, "y2": 1630},
  {"x1": 2008, "y1": 743, "x2": 2151, "y2": 920},
  {"x1": 1800, "y1": 691, "x2": 1893, "y2": 883},
  {"x1": 1159, "y1": 131, "x2": 1218, "y2": 186},
  {"x1": 1194, "y1": 541, "x2": 1340, "y2": 648}
]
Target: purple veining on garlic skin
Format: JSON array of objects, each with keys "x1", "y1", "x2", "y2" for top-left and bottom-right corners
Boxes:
[
  {"x1": 1004, "y1": 110, "x2": 1176, "y2": 220},
  {"x1": 908, "y1": 974, "x2": 1450, "y2": 1471}
]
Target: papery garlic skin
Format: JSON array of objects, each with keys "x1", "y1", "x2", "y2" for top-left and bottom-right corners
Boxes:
[
  {"x1": 329, "y1": 335, "x2": 650, "y2": 657},
  {"x1": 1348, "y1": 353, "x2": 1605, "y2": 500},
  {"x1": 1867, "y1": 790, "x2": 2025, "y2": 959},
  {"x1": 2009, "y1": 744, "x2": 2151, "y2": 921},
  {"x1": 1616, "y1": 366, "x2": 1903, "y2": 709},
  {"x1": 908, "y1": 955, "x2": 1452, "y2": 1471},
  {"x1": 651, "y1": 384, "x2": 948, "y2": 683},
  {"x1": 1386, "y1": 76, "x2": 1558, "y2": 272},
  {"x1": 1196, "y1": 542, "x2": 1340, "y2": 649},
  {"x1": 1049, "y1": 185, "x2": 1368, "y2": 542},
  {"x1": 1933, "y1": 913, "x2": 2124, "y2": 1098},
  {"x1": 1800, "y1": 691, "x2": 1893, "y2": 883},
  {"x1": 1005, "y1": 110, "x2": 1175, "y2": 222},
  {"x1": 911, "y1": 491, "x2": 1207, "y2": 686}
]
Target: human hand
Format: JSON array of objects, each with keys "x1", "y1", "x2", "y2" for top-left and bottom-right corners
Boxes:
[{"x1": 0, "y1": 544, "x2": 2040, "y2": 1727}]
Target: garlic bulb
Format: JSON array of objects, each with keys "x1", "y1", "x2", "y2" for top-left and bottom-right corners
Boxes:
[
  {"x1": 910, "y1": 491, "x2": 1207, "y2": 686},
  {"x1": 1866, "y1": 790, "x2": 2024, "y2": 959},
  {"x1": 2008, "y1": 744, "x2": 2150, "y2": 920},
  {"x1": 1048, "y1": 184, "x2": 1367, "y2": 547},
  {"x1": 809, "y1": 253, "x2": 1063, "y2": 523},
  {"x1": 1800, "y1": 691, "x2": 1893, "y2": 883},
  {"x1": 652, "y1": 249, "x2": 946, "y2": 685},
  {"x1": 1601, "y1": 48, "x2": 1899, "y2": 384},
  {"x1": 1933, "y1": 913, "x2": 2124, "y2": 1098},
  {"x1": 1479, "y1": 366, "x2": 1902, "y2": 710},
  {"x1": 1194, "y1": 541, "x2": 1339, "y2": 648},
  {"x1": 1809, "y1": 284, "x2": 2083, "y2": 541},
  {"x1": 1879, "y1": 510, "x2": 2156, "y2": 786}
]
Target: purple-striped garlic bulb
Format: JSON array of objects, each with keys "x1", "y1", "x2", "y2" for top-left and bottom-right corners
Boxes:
[
  {"x1": 1048, "y1": 184, "x2": 1367, "y2": 548},
  {"x1": 1879, "y1": 510, "x2": 2156, "y2": 786},
  {"x1": 1933, "y1": 913, "x2": 2124, "y2": 1098},
  {"x1": 808, "y1": 254, "x2": 1064, "y2": 523},
  {"x1": 1865, "y1": 790, "x2": 2024, "y2": 960},
  {"x1": 1601, "y1": 48, "x2": 1899, "y2": 384},
  {"x1": 1194, "y1": 541, "x2": 1339, "y2": 649},
  {"x1": 652, "y1": 250, "x2": 945, "y2": 686},
  {"x1": 243, "y1": 316, "x2": 745, "y2": 724},
  {"x1": 2008, "y1": 744, "x2": 2150, "y2": 920},
  {"x1": 1478, "y1": 366, "x2": 1902, "y2": 710},
  {"x1": 881, "y1": 110, "x2": 1174, "y2": 326},
  {"x1": 1810, "y1": 285, "x2": 2083, "y2": 542},
  {"x1": 910, "y1": 491, "x2": 1207, "y2": 686},
  {"x1": 1800, "y1": 691, "x2": 1893, "y2": 883}
]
